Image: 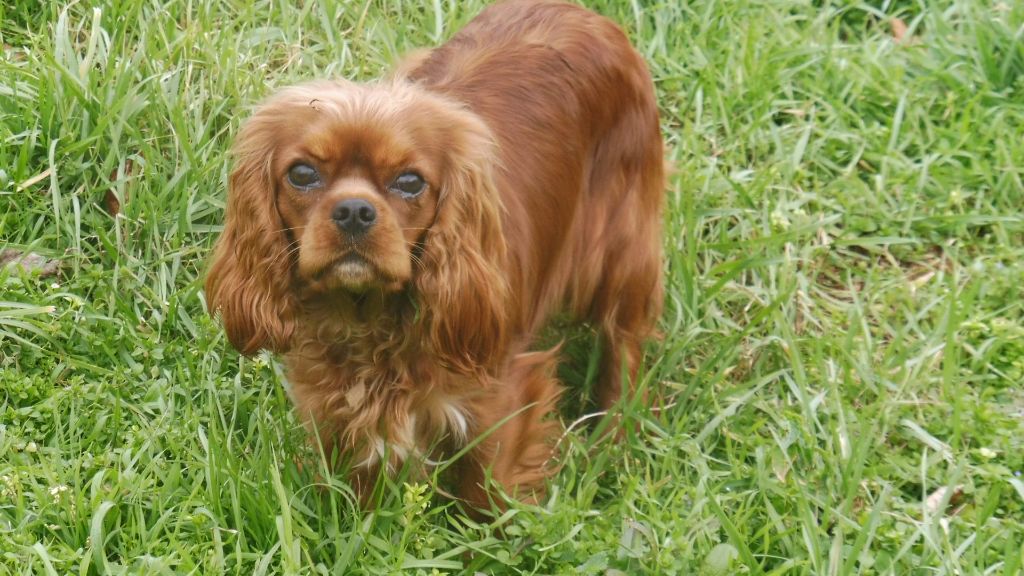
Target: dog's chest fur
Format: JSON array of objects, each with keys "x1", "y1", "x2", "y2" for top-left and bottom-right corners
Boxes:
[{"x1": 282, "y1": 322, "x2": 476, "y2": 473}]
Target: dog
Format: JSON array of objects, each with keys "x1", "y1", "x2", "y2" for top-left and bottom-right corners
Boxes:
[{"x1": 205, "y1": 0, "x2": 663, "y2": 509}]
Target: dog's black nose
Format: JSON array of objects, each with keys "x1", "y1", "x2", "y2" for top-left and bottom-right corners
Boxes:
[{"x1": 332, "y1": 199, "x2": 377, "y2": 236}]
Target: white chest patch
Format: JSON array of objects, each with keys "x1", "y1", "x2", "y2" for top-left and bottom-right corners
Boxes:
[
  {"x1": 355, "y1": 395, "x2": 471, "y2": 471},
  {"x1": 441, "y1": 400, "x2": 470, "y2": 444}
]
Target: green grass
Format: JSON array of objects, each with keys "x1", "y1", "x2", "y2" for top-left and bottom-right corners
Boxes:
[{"x1": 2, "y1": 0, "x2": 1023, "y2": 573}]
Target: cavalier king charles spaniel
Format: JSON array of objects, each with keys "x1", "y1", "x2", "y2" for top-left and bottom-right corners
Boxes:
[{"x1": 206, "y1": 0, "x2": 663, "y2": 509}]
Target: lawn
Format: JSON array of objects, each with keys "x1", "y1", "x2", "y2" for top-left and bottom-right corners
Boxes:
[{"x1": 1, "y1": 0, "x2": 1022, "y2": 573}]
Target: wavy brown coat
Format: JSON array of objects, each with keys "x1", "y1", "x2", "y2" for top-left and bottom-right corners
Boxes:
[{"x1": 206, "y1": 0, "x2": 664, "y2": 509}]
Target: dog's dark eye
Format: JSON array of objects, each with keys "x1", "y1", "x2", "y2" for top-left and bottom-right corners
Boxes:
[
  {"x1": 287, "y1": 163, "x2": 322, "y2": 191},
  {"x1": 388, "y1": 172, "x2": 426, "y2": 198}
]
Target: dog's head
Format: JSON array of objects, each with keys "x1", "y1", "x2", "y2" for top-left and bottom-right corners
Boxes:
[{"x1": 206, "y1": 81, "x2": 508, "y2": 372}]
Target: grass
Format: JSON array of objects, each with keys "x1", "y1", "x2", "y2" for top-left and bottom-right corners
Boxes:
[{"x1": 1, "y1": 0, "x2": 1022, "y2": 573}]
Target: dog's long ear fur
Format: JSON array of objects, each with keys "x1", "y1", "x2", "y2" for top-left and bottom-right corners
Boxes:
[
  {"x1": 205, "y1": 117, "x2": 296, "y2": 355},
  {"x1": 415, "y1": 103, "x2": 509, "y2": 376}
]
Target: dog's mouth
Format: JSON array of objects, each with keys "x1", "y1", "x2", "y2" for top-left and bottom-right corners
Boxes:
[
  {"x1": 299, "y1": 239, "x2": 411, "y2": 296},
  {"x1": 321, "y1": 252, "x2": 376, "y2": 284},
  {"x1": 310, "y1": 251, "x2": 406, "y2": 295}
]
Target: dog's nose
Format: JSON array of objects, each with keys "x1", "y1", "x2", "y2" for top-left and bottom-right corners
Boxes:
[{"x1": 332, "y1": 199, "x2": 377, "y2": 236}]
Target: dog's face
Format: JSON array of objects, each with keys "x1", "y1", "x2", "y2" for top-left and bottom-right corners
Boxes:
[
  {"x1": 263, "y1": 84, "x2": 450, "y2": 295},
  {"x1": 206, "y1": 80, "x2": 509, "y2": 367}
]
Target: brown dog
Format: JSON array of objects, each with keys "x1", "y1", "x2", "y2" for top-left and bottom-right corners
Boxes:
[{"x1": 206, "y1": 0, "x2": 663, "y2": 508}]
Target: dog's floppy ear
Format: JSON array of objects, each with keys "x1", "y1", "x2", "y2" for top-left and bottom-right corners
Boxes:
[
  {"x1": 205, "y1": 115, "x2": 296, "y2": 355},
  {"x1": 415, "y1": 103, "x2": 509, "y2": 375}
]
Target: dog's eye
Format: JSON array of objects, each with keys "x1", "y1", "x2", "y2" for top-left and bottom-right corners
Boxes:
[
  {"x1": 287, "y1": 163, "x2": 322, "y2": 190},
  {"x1": 388, "y1": 172, "x2": 426, "y2": 198}
]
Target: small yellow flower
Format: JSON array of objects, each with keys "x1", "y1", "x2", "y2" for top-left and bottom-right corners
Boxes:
[{"x1": 0, "y1": 474, "x2": 18, "y2": 499}]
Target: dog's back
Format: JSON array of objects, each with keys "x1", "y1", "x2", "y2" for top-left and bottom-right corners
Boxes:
[{"x1": 409, "y1": 0, "x2": 664, "y2": 351}]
